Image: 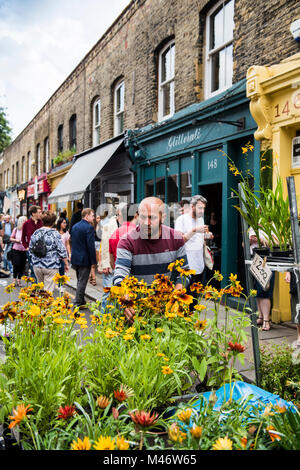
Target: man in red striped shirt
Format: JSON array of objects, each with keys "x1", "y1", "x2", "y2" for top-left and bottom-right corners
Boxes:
[{"x1": 113, "y1": 197, "x2": 190, "y2": 323}]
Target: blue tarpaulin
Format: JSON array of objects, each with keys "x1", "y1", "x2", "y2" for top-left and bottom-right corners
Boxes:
[{"x1": 190, "y1": 381, "x2": 297, "y2": 414}]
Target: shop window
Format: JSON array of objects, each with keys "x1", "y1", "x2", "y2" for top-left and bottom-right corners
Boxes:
[
  {"x1": 37, "y1": 143, "x2": 41, "y2": 175},
  {"x1": 205, "y1": 0, "x2": 234, "y2": 98},
  {"x1": 93, "y1": 98, "x2": 101, "y2": 146},
  {"x1": 114, "y1": 80, "x2": 125, "y2": 136},
  {"x1": 145, "y1": 179, "x2": 154, "y2": 198},
  {"x1": 57, "y1": 124, "x2": 63, "y2": 153},
  {"x1": 158, "y1": 41, "x2": 175, "y2": 121},
  {"x1": 181, "y1": 171, "x2": 192, "y2": 199},
  {"x1": 69, "y1": 114, "x2": 77, "y2": 150}
]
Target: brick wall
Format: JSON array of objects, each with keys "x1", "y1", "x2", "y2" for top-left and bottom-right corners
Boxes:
[{"x1": 1, "y1": 0, "x2": 299, "y2": 191}]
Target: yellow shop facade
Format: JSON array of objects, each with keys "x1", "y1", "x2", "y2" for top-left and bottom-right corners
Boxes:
[{"x1": 246, "y1": 52, "x2": 300, "y2": 323}]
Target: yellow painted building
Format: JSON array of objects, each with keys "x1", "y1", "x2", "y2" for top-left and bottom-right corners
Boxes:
[
  {"x1": 246, "y1": 52, "x2": 300, "y2": 323},
  {"x1": 47, "y1": 163, "x2": 73, "y2": 220}
]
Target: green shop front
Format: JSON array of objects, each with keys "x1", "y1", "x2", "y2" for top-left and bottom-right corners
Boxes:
[{"x1": 127, "y1": 79, "x2": 260, "y2": 289}]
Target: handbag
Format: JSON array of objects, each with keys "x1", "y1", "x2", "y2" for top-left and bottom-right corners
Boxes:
[{"x1": 204, "y1": 244, "x2": 214, "y2": 270}]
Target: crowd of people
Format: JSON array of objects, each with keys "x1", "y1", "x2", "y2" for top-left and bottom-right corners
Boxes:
[{"x1": 0, "y1": 196, "x2": 299, "y2": 348}]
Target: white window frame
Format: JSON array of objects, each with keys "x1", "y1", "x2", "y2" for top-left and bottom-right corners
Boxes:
[
  {"x1": 93, "y1": 98, "x2": 101, "y2": 146},
  {"x1": 37, "y1": 144, "x2": 41, "y2": 175},
  {"x1": 114, "y1": 80, "x2": 125, "y2": 136},
  {"x1": 158, "y1": 40, "x2": 175, "y2": 121},
  {"x1": 205, "y1": 0, "x2": 234, "y2": 99},
  {"x1": 45, "y1": 137, "x2": 49, "y2": 173}
]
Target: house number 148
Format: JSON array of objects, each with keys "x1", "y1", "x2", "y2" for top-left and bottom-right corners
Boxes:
[{"x1": 208, "y1": 159, "x2": 218, "y2": 170}]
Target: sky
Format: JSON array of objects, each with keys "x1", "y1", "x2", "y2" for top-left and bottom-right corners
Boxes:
[{"x1": 0, "y1": 0, "x2": 130, "y2": 140}]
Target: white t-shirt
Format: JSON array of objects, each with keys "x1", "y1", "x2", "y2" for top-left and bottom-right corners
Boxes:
[{"x1": 175, "y1": 213, "x2": 204, "y2": 274}]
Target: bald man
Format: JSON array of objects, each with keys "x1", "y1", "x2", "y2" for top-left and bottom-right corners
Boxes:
[{"x1": 112, "y1": 197, "x2": 191, "y2": 322}]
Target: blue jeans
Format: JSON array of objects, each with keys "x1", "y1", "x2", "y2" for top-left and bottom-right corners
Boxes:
[
  {"x1": 3, "y1": 245, "x2": 13, "y2": 274},
  {"x1": 101, "y1": 273, "x2": 113, "y2": 311},
  {"x1": 26, "y1": 251, "x2": 36, "y2": 281}
]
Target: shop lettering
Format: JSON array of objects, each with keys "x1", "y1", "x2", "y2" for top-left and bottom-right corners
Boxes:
[
  {"x1": 274, "y1": 91, "x2": 300, "y2": 118},
  {"x1": 167, "y1": 128, "x2": 201, "y2": 151}
]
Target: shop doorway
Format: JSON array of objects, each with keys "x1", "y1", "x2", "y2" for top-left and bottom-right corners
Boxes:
[{"x1": 198, "y1": 183, "x2": 222, "y2": 286}]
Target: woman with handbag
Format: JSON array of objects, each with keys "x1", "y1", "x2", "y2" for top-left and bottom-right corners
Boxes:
[{"x1": 10, "y1": 216, "x2": 27, "y2": 286}]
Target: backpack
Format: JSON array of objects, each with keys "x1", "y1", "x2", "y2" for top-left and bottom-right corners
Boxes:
[{"x1": 31, "y1": 231, "x2": 47, "y2": 258}]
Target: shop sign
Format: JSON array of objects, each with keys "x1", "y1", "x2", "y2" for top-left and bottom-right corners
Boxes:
[
  {"x1": 167, "y1": 127, "x2": 202, "y2": 152},
  {"x1": 105, "y1": 192, "x2": 119, "y2": 198},
  {"x1": 18, "y1": 189, "x2": 26, "y2": 201},
  {"x1": 27, "y1": 178, "x2": 49, "y2": 197},
  {"x1": 273, "y1": 87, "x2": 300, "y2": 122}
]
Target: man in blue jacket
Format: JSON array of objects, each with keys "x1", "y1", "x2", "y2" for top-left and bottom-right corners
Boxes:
[{"x1": 71, "y1": 208, "x2": 97, "y2": 308}]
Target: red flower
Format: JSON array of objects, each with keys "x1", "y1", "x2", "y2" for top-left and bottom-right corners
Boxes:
[
  {"x1": 113, "y1": 384, "x2": 133, "y2": 402},
  {"x1": 129, "y1": 410, "x2": 159, "y2": 428},
  {"x1": 57, "y1": 405, "x2": 76, "y2": 420},
  {"x1": 228, "y1": 341, "x2": 245, "y2": 353}
]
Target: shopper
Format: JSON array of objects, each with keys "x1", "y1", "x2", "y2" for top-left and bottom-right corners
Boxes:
[
  {"x1": 71, "y1": 208, "x2": 97, "y2": 308},
  {"x1": 113, "y1": 197, "x2": 190, "y2": 323},
  {"x1": 10, "y1": 215, "x2": 27, "y2": 286},
  {"x1": 70, "y1": 202, "x2": 84, "y2": 233},
  {"x1": 29, "y1": 211, "x2": 69, "y2": 293},
  {"x1": 22, "y1": 205, "x2": 43, "y2": 279},
  {"x1": 56, "y1": 217, "x2": 71, "y2": 275},
  {"x1": 2, "y1": 214, "x2": 14, "y2": 274}
]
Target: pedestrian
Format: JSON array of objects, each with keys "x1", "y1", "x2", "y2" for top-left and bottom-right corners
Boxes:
[
  {"x1": 175, "y1": 195, "x2": 213, "y2": 307},
  {"x1": 29, "y1": 211, "x2": 69, "y2": 293},
  {"x1": 56, "y1": 217, "x2": 71, "y2": 275},
  {"x1": 21, "y1": 205, "x2": 43, "y2": 279},
  {"x1": 284, "y1": 271, "x2": 300, "y2": 349},
  {"x1": 70, "y1": 202, "x2": 83, "y2": 233},
  {"x1": 179, "y1": 199, "x2": 190, "y2": 215},
  {"x1": 10, "y1": 215, "x2": 27, "y2": 286},
  {"x1": 71, "y1": 208, "x2": 97, "y2": 308},
  {"x1": 249, "y1": 226, "x2": 276, "y2": 331},
  {"x1": 109, "y1": 203, "x2": 137, "y2": 269},
  {"x1": 112, "y1": 197, "x2": 190, "y2": 324},
  {"x1": 59, "y1": 209, "x2": 70, "y2": 230},
  {"x1": 97, "y1": 208, "x2": 118, "y2": 310},
  {"x1": 2, "y1": 214, "x2": 14, "y2": 275},
  {"x1": 88, "y1": 215, "x2": 101, "y2": 287}
]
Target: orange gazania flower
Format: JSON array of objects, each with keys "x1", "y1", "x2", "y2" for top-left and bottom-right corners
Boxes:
[
  {"x1": 71, "y1": 436, "x2": 91, "y2": 450},
  {"x1": 57, "y1": 405, "x2": 76, "y2": 420},
  {"x1": 96, "y1": 395, "x2": 111, "y2": 409},
  {"x1": 177, "y1": 408, "x2": 193, "y2": 424},
  {"x1": 8, "y1": 404, "x2": 33, "y2": 429},
  {"x1": 129, "y1": 410, "x2": 159, "y2": 428},
  {"x1": 228, "y1": 341, "x2": 245, "y2": 353},
  {"x1": 190, "y1": 425, "x2": 202, "y2": 439},
  {"x1": 168, "y1": 422, "x2": 187, "y2": 443},
  {"x1": 113, "y1": 384, "x2": 134, "y2": 402}
]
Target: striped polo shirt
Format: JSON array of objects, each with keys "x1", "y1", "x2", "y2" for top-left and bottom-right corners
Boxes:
[{"x1": 112, "y1": 224, "x2": 190, "y2": 286}]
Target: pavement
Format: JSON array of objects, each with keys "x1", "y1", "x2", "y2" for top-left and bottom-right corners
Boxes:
[{"x1": 0, "y1": 267, "x2": 299, "y2": 386}]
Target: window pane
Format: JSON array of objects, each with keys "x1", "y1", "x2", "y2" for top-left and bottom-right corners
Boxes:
[
  {"x1": 117, "y1": 112, "x2": 124, "y2": 134},
  {"x1": 145, "y1": 179, "x2": 154, "y2": 198},
  {"x1": 181, "y1": 171, "x2": 192, "y2": 199},
  {"x1": 163, "y1": 82, "x2": 171, "y2": 117},
  {"x1": 224, "y1": 0, "x2": 234, "y2": 43},
  {"x1": 162, "y1": 44, "x2": 175, "y2": 82},
  {"x1": 225, "y1": 44, "x2": 233, "y2": 87},
  {"x1": 167, "y1": 174, "x2": 178, "y2": 203},
  {"x1": 211, "y1": 52, "x2": 220, "y2": 92},
  {"x1": 117, "y1": 83, "x2": 124, "y2": 113},
  {"x1": 211, "y1": 6, "x2": 224, "y2": 50},
  {"x1": 156, "y1": 176, "x2": 165, "y2": 201}
]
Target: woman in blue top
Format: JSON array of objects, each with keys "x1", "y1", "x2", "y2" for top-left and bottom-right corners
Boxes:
[{"x1": 29, "y1": 211, "x2": 69, "y2": 293}]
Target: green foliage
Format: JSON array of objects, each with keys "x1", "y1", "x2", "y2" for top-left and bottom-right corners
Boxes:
[
  {"x1": 53, "y1": 147, "x2": 76, "y2": 166},
  {"x1": 0, "y1": 107, "x2": 12, "y2": 152},
  {"x1": 259, "y1": 342, "x2": 300, "y2": 401}
]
